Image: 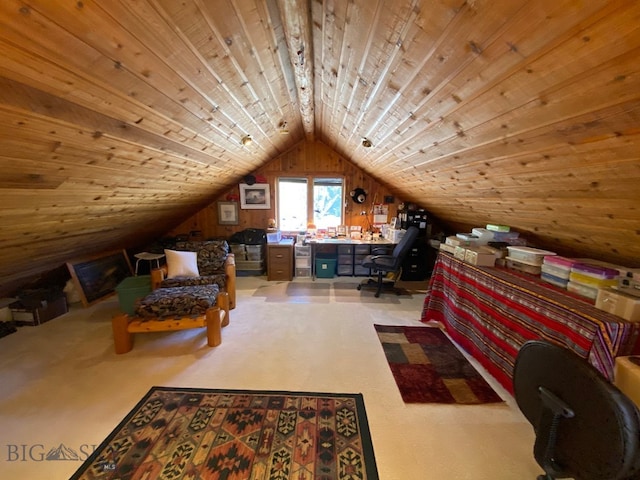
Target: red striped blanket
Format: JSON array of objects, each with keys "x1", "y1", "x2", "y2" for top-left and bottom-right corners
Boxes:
[{"x1": 421, "y1": 252, "x2": 640, "y2": 394}]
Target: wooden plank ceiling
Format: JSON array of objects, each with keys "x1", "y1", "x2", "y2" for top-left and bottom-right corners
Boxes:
[{"x1": 1, "y1": 0, "x2": 639, "y2": 295}]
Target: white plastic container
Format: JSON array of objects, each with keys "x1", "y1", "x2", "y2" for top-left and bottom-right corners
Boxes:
[
  {"x1": 541, "y1": 271, "x2": 569, "y2": 289},
  {"x1": 569, "y1": 271, "x2": 619, "y2": 289},
  {"x1": 567, "y1": 281, "x2": 598, "y2": 300},
  {"x1": 571, "y1": 263, "x2": 619, "y2": 280},
  {"x1": 506, "y1": 246, "x2": 556, "y2": 266},
  {"x1": 471, "y1": 228, "x2": 495, "y2": 245},
  {"x1": 543, "y1": 256, "x2": 581, "y2": 271},
  {"x1": 541, "y1": 262, "x2": 571, "y2": 280}
]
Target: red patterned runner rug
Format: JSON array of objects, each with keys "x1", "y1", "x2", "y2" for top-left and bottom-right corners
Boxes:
[
  {"x1": 374, "y1": 325, "x2": 503, "y2": 404},
  {"x1": 70, "y1": 387, "x2": 378, "y2": 480}
]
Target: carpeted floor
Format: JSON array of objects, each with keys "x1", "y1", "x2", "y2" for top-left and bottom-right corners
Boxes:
[
  {"x1": 374, "y1": 325, "x2": 503, "y2": 404},
  {"x1": 253, "y1": 280, "x2": 412, "y2": 304},
  {"x1": 70, "y1": 386, "x2": 378, "y2": 480},
  {"x1": 0, "y1": 276, "x2": 542, "y2": 480}
]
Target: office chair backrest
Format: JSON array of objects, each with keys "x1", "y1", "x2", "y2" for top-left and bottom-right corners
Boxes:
[
  {"x1": 513, "y1": 340, "x2": 640, "y2": 480},
  {"x1": 390, "y1": 226, "x2": 419, "y2": 267}
]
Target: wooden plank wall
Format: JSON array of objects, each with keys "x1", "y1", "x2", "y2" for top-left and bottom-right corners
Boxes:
[{"x1": 168, "y1": 140, "x2": 404, "y2": 239}]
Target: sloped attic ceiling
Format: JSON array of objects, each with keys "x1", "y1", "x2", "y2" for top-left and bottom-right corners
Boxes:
[{"x1": 1, "y1": 0, "x2": 639, "y2": 296}]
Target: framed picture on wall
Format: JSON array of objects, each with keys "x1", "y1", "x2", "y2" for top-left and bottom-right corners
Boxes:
[
  {"x1": 217, "y1": 201, "x2": 239, "y2": 225},
  {"x1": 239, "y1": 183, "x2": 271, "y2": 209}
]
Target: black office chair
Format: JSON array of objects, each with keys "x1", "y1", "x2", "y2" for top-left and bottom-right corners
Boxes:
[
  {"x1": 357, "y1": 226, "x2": 420, "y2": 297},
  {"x1": 513, "y1": 340, "x2": 640, "y2": 480}
]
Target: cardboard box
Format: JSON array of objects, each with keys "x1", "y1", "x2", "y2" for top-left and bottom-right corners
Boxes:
[
  {"x1": 10, "y1": 290, "x2": 68, "y2": 326},
  {"x1": 464, "y1": 248, "x2": 497, "y2": 267},
  {"x1": 439, "y1": 243, "x2": 456, "y2": 254},
  {"x1": 454, "y1": 246, "x2": 467, "y2": 261},
  {"x1": 596, "y1": 288, "x2": 640, "y2": 322}
]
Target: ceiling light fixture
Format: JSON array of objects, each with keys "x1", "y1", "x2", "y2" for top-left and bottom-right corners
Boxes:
[
  {"x1": 241, "y1": 134, "x2": 252, "y2": 146},
  {"x1": 278, "y1": 121, "x2": 289, "y2": 135},
  {"x1": 362, "y1": 138, "x2": 372, "y2": 148}
]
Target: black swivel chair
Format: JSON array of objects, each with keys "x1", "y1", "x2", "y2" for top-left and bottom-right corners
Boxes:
[
  {"x1": 357, "y1": 226, "x2": 420, "y2": 297},
  {"x1": 513, "y1": 340, "x2": 640, "y2": 480}
]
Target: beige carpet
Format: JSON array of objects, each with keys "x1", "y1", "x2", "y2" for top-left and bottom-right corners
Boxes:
[
  {"x1": 252, "y1": 279, "x2": 413, "y2": 303},
  {"x1": 0, "y1": 276, "x2": 541, "y2": 479}
]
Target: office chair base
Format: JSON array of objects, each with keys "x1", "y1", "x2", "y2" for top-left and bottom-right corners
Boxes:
[{"x1": 357, "y1": 278, "x2": 402, "y2": 298}]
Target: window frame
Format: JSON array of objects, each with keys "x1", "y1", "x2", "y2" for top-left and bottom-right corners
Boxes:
[{"x1": 276, "y1": 175, "x2": 345, "y2": 231}]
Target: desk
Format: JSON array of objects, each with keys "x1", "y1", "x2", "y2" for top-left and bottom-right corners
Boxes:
[
  {"x1": 421, "y1": 252, "x2": 640, "y2": 394},
  {"x1": 305, "y1": 238, "x2": 395, "y2": 279}
]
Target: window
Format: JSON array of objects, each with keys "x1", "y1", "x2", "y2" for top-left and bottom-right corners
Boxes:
[{"x1": 277, "y1": 177, "x2": 343, "y2": 231}]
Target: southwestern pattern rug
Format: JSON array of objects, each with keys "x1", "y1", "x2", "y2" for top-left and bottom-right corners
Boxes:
[
  {"x1": 70, "y1": 387, "x2": 379, "y2": 480},
  {"x1": 374, "y1": 325, "x2": 503, "y2": 404}
]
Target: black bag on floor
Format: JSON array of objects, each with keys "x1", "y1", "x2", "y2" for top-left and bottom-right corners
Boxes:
[{"x1": 229, "y1": 229, "x2": 266, "y2": 245}]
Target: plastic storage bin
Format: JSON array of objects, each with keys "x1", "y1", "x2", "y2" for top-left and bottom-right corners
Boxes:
[
  {"x1": 506, "y1": 257, "x2": 542, "y2": 275},
  {"x1": 571, "y1": 263, "x2": 619, "y2": 280},
  {"x1": 229, "y1": 244, "x2": 247, "y2": 260},
  {"x1": 116, "y1": 275, "x2": 152, "y2": 315},
  {"x1": 544, "y1": 256, "x2": 581, "y2": 270},
  {"x1": 540, "y1": 263, "x2": 569, "y2": 288},
  {"x1": 506, "y1": 246, "x2": 556, "y2": 265},
  {"x1": 295, "y1": 245, "x2": 311, "y2": 256},
  {"x1": 541, "y1": 262, "x2": 572, "y2": 280},
  {"x1": 295, "y1": 267, "x2": 311, "y2": 277},
  {"x1": 315, "y1": 257, "x2": 337, "y2": 278},
  {"x1": 567, "y1": 281, "x2": 598, "y2": 300},
  {"x1": 569, "y1": 271, "x2": 619, "y2": 289},
  {"x1": 245, "y1": 245, "x2": 264, "y2": 261}
]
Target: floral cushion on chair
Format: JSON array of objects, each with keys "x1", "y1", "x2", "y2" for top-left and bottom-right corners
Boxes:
[
  {"x1": 134, "y1": 285, "x2": 220, "y2": 319},
  {"x1": 173, "y1": 240, "x2": 229, "y2": 275},
  {"x1": 158, "y1": 240, "x2": 229, "y2": 290},
  {"x1": 159, "y1": 274, "x2": 227, "y2": 290}
]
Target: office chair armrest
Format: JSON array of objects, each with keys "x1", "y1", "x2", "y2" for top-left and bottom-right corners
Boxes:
[{"x1": 368, "y1": 255, "x2": 395, "y2": 268}]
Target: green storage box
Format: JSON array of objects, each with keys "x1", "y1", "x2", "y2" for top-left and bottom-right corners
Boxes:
[
  {"x1": 315, "y1": 258, "x2": 337, "y2": 278},
  {"x1": 115, "y1": 276, "x2": 152, "y2": 315}
]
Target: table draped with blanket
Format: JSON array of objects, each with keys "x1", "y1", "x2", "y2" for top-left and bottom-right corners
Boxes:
[{"x1": 421, "y1": 251, "x2": 640, "y2": 394}]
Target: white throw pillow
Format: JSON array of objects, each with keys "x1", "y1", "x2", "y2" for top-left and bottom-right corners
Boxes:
[{"x1": 164, "y1": 249, "x2": 200, "y2": 278}]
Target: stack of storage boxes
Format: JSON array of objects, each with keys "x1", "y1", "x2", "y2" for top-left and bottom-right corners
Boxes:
[
  {"x1": 337, "y1": 244, "x2": 354, "y2": 276},
  {"x1": 505, "y1": 246, "x2": 557, "y2": 275},
  {"x1": 540, "y1": 256, "x2": 580, "y2": 289},
  {"x1": 354, "y1": 244, "x2": 372, "y2": 276},
  {"x1": 568, "y1": 263, "x2": 619, "y2": 300},
  {"x1": 295, "y1": 244, "x2": 312, "y2": 277},
  {"x1": 232, "y1": 243, "x2": 266, "y2": 275}
]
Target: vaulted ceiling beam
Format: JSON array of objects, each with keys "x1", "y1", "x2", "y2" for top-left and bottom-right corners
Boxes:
[{"x1": 277, "y1": 0, "x2": 315, "y2": 140}]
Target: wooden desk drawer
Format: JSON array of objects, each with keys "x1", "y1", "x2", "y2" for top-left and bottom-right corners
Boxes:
[{"x1": 267, "y1": 244, "x2": 293, "y2": 281}]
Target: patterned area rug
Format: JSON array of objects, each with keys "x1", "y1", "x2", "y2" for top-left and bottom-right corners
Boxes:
[
  {"x1": 374, "y1": 325, "x2": 503, "y2": 404},
  {"x1": 70, "y1": 387, "x2": 379, "y2": 480}
]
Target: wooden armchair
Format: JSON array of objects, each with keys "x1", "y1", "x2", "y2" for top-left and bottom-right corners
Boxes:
[
  {"x1": 150, "y1": 253, "x2": 236, "y2": 310},
  {"x1": 110, "y1": 241, "x2": 236, "y2": 354}
]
